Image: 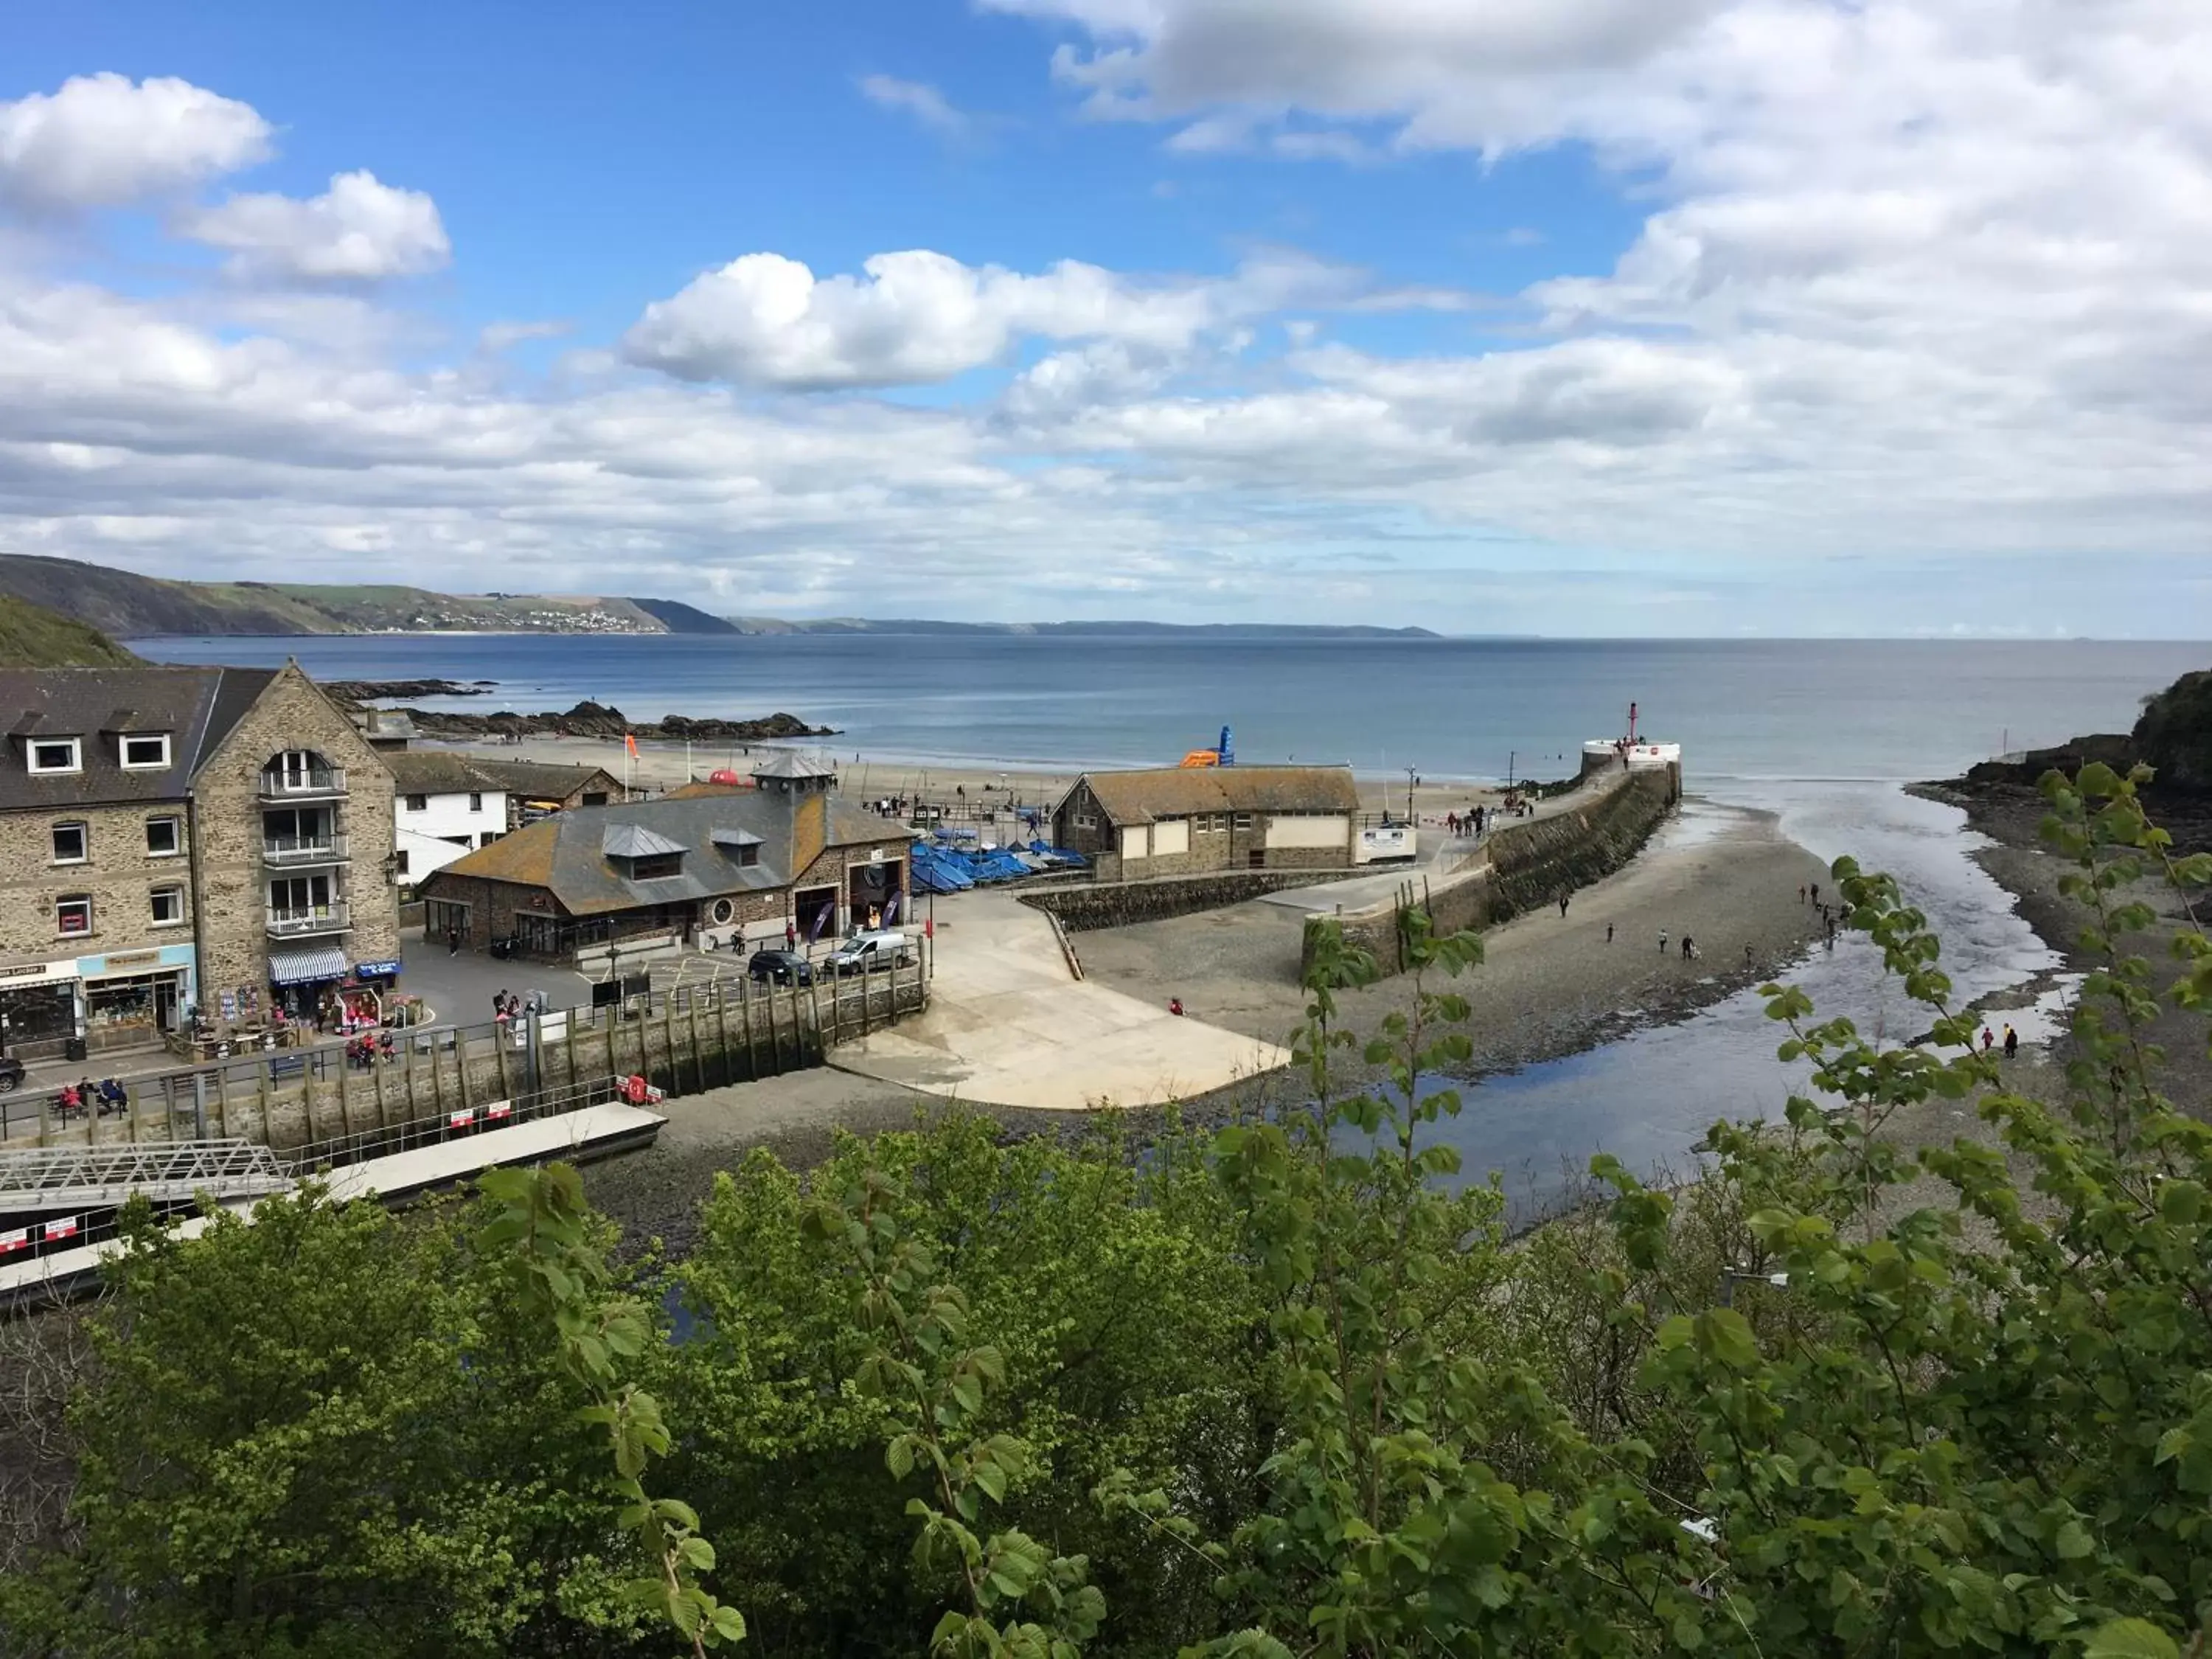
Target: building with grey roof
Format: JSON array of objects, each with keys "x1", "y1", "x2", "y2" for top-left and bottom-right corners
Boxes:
[
  {"x1": 0, "y1": 664, "x2": 401, "y2": 1061},
  {"x1": 417, "y1": 757, "x2": 911, "y2": 961}
]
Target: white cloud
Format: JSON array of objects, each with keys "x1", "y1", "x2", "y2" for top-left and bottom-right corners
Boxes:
[
  {"x1": 858, "y1": 74, "x2": 970, "y2": 134},
  {"x1": 176, "y1": 170, "x2": 451, "y2": 281},
  {"x1": 0, "y1": 73, "x2": 271, "y2": 212},
  {"x1": 620, "y1": 247, "x2": 1417, "y2": 389},
  {"x1": 479, "y1": 319, "x2": 573, "y2": 354}
]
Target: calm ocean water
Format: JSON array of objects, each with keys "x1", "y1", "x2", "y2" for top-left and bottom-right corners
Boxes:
[{"x1": 130, "y1": 633, "x2": 2210, "y2": 783}]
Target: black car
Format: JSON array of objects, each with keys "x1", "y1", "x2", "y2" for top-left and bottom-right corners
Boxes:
[
  {"x1": 747, "y1": 949, "x2": 814, "y2": 987},
  {"x1": 0, "y1": 1054, "x2": 22, "y2": 1093}
]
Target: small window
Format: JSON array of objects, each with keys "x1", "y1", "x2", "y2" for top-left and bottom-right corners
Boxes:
[
  {"x1": 394, "y1": 849, "x2": 411, "y2": 876},
  {"x1": 146, "y1": 816, "x2": 182, "y2": 857},
  {"x1": 121, "y1": 734, "x2": 171, "y2": 770},
  {"x1": 467, "y1": 791, "x2": 483, "y2": 813},
  {"x1": 28, "y1": 738, "x2": 80, "y2": 775},
  {"x1": 52, "y1": 821, "x2": 87, "y2": 863},
  {"x1": 582, "y1": 791, "x2": 608, "y2": 807},
  {"x1": 405, "y1": 794, "x2": 428, "y2": 813},
  {"x1": 740, "y1": 843, "x2": 760, "y2": 868},
  {"x1": 1234, "y1": 813, "x2": 1253, "y2": 831},
  {"x1": 1073, "y1": 811, "x2": 1096, "y2": 830},
  {"x1": 150, "y1": 886, "x2": 184, "y2": 926},
  {"x1": 56, "y1": 895, "x2": 92, "y2": 936}
]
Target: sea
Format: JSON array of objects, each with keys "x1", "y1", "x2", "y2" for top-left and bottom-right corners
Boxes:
[{"x1": 136, "y1": 632, "x2": 2209, "y2": 1205}]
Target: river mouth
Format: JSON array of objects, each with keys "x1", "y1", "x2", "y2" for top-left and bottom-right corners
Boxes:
[{"x1": 1422, "y1": 781, "x2": 2062, "y2": 1220}]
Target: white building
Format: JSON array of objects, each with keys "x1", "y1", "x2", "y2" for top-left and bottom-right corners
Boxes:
[{"x1": 384, "y1": 752, "x2": 509, "y2": 891}]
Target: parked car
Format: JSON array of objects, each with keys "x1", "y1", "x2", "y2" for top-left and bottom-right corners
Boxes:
[
  {"x1": 824, "y1": 928, "x2": 914, "y2": 976},
  {"x1": 748, "y1": 948, "x2": 815, "y2": 986},
  {"x1": 0, "y1": 1053, "x2": 21, "y2": 1093}
]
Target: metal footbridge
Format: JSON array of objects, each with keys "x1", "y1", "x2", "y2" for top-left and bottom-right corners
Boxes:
[{"x1": 0, "y1": 1139, "x2": 294, "y2": 1212}]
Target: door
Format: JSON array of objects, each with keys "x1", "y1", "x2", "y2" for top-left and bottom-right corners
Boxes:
[{"x1": 154, "y1": 977, "x2": 179, "y2": 1032}]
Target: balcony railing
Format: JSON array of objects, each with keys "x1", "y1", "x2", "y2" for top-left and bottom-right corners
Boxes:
[
  {"x1": 262, "y1": 832, "x2": 349, "y2": 866},
  {"x1": 265, "y1": 902, "x2": 349, "y2": 938},
  {"x1": 257, "y1": 766, "x2": 347, "y2": 800}
]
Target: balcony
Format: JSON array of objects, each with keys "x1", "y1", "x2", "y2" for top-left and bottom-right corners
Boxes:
[
  {"x1": 257, "y1": 765, "x2": 347, "y2": 801},
  {"x1": 262, "y1": 832, "x2": 350, "y2": 866},
  {"x1": 266, "y1": 902, "x2": 349, "y2": 939}
]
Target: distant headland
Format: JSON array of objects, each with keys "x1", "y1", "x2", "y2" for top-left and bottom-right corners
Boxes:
[{"x1": 0, "y1": 553, "x2": 1444, "y2": 642}]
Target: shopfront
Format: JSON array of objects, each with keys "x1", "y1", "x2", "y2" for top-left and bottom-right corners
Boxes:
[
  {"x1": 78, "y1": 944, "x2": 197, "y2": 1054},
  {"x1": 0, "y1": 959, "x2": 81, "y2": 1060},
  {"x1": 268, "y1": 943, "x2": 350, "y2": 1021}
]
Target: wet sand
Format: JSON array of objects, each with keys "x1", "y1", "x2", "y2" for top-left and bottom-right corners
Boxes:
[{"x1": 1074, "y1": 797, "x2": 1833, "y2": 1071}]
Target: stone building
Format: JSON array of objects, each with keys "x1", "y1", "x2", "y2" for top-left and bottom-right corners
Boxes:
[
  {"x1": 419, "y1": 757, "x2": 908, "y2": 961},
  {"x1": 0, "y1": 664, "x2": 400, "y2": 1059},
  {"x1": 460, "y1": 757, "x2": 625, "y2": 830},
  {"x1": 1050, "y1": 765, "x2": 1363, "y2": 882}
]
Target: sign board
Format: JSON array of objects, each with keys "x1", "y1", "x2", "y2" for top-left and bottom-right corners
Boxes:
[{"x1": 352, "y1": 959, "x2": 402, "y2": 978}]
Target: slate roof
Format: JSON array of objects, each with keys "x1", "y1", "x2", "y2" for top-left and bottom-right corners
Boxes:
[
  {"x1": 425, "y1": 789, "x2": 910, "y2": 915},
  {"x1": 751, "y1": 749, "x2": 838, "y2": 780},
  {"x1": 383, "y1": 751, "x2": 504, "y2": 796},
  {"x1": 602, "y1": 822, "x2": 686, "y2": 859},
  {"x1": 462, "y1": 757, "x2": 625, "y2": 801},
  {"x1": 0, "y1": 667, "x2": 281, "y2": 811},
  {"x1": 1068, "y1": 765, "x2": 1362, "y2": 827}
]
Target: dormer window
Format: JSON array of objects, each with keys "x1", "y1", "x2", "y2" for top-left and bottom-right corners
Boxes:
[
  {"x1": 120, "y1": 733, "x2": 171, "y2": 770},
  {"x1": 27, "y1": 737, "x2": 81, "y2": 775},
  {"x1": 630, "y1": 852, "x2": 683, "y2": 880}
]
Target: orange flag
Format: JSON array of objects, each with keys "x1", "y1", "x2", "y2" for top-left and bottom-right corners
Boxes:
[{"x1": 625, "y1": 733, "x2": 639, "y2": 757}]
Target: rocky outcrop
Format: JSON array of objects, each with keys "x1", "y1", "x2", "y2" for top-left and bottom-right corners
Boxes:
[
  {"x1": 1305, "y1": 766, "x2": 1679, "y2": 978},
  {"x1": 380, "y1": 700, "x2": 836, "y2": 741}
]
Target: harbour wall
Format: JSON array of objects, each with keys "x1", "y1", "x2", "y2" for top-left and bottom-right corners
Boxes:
[
  {"x1": 1020, "y1": 869, "x2": 1345, "y2": 933},
  {"x1": 1304, "y1": 762, "x2": 1680, "y2": 978}
]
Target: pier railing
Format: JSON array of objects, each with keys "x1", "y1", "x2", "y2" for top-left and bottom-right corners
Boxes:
[{"x1": 1, "y1": 955, "x2": 930, "y2": 1155}]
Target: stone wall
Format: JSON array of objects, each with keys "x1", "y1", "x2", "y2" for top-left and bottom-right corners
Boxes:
[
  {"x1": 1303, "y1": 765, "x2": 1679, "y2": 978},
  {"x1": 1022, "y1": 867, "x2": 1345, "y2": 933},
  {"x1": 0, "y1": 799, "x2": 193, "y2": 964}
]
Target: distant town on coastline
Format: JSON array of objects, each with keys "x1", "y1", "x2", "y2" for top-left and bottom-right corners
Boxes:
[{"x1": 0, "y1": 554, "x2": 1446, "y2": 642}]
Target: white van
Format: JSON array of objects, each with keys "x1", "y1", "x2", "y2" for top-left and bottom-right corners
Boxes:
[{"x1": 824, "y1": 928, "x2": 913, "y2": 975}]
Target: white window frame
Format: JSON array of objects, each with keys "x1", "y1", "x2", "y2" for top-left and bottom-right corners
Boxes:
[
  {"x1": 120, "y1": 733, "x2": 172, "y2": 770},
  {"x1": 146, "y1": 815, "x2": 183, "y2": 858},
  {"x1": 55, "y1": 894, "x2": 93, "y2": 937},
  {"x1": 1234, "y1": 812, "x2": 1253, "y2": 832},
  {"x1": 51, "y1": 821, "x2": 88, "y2": 865},
  {"x1": 27, "y1": 737, "x2": 81, "y2": 775},
  {"x1": 150, "y1": 885, "x2": 185, "y2": 927},
  {"x1": 468, "y1": 791, "x2": 483, "y2": 813}
]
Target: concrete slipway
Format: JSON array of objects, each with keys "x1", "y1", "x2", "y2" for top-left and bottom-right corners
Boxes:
[{"x1": 832, "y1": 891, "x2": 1288, "y2": 1111}]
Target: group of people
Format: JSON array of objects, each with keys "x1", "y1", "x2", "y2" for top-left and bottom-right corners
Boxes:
[
  {"x1": 1980, "y1": 1023, "x2": 2021, "y2": 1060},
  {"x1": 53, "y1": 1077, "x2": 128, "y2": 1119},
  {"x1": 344, "y1": 1031, "x2": 399, "y2": 1069},
  {"x1": 1799, "y1": 880, "x2": 1842, "y2": 948}
]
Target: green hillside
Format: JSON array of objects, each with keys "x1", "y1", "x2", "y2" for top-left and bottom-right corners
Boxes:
[
  {"x1": 0, "y1": 593, "x2": 144, "y2": 667},
  {"x1": 0, "y1": 555, "x2": 677, "y2": 637}
]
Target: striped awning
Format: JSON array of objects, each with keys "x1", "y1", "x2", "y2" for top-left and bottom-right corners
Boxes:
[{"x1": 268, "y1": 945, "x2": 349, "y2": 986}]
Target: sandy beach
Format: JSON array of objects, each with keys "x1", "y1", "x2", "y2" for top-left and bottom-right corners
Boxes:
[{"x1": 437, "y1": 731, "x2": 1566, "y2": 823}]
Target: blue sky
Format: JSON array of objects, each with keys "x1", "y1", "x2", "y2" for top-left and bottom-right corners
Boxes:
[{"x1": 1, "y1": 0, "x2": 2208, "y2": 636}]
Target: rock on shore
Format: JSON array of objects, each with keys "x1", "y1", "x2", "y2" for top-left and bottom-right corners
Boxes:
[{"x1": 353, "y1": 696, "x2": 836, "y2": 742}]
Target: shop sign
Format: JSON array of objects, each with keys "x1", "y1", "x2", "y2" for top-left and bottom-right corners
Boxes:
[
  {"x1": 353, "y1": 959, "x2": 403, "y2": 978},
  {"x1": 0, "y1": 958, "x2": 77, "y2": 983},
  {"x1": 97, "y1": 950, "x2": 161, "y2": 972}
]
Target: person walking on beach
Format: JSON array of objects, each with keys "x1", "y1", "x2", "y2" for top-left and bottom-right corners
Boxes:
[
  {"x1": 1658, "y1": 928, "x2": 1669, "y2": 956},
  {"x1": 2003, "y1": 1024, "x2": 2018, "y2": 1060},
  {"x1": 1798, "y1": 883, "x2": 1806, "y2": 905},
  {"x1": 1809, "y1": 880, "x2": 1820, "y2": 907},
  {"x1": 1606, "y1": 922, "x2": 1615, "y2": 945},
  {"x1": 1980, "y1": 1026, "x2": 1994, "y2": 1054},
  {"x1": 1557, "y1": 888, "x2": 1570, "y2": 919},
  {"x1": 1681, "y1": 935, "x2": 1696, "y2": 961},
  {"x1": 1744, "y1": 943, "x2": 1755, "y2": 970}
]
